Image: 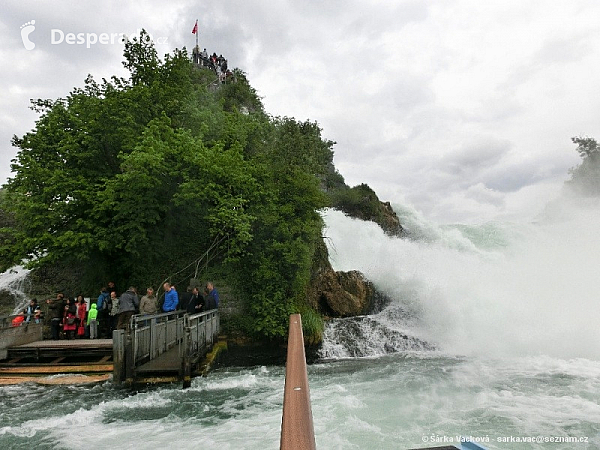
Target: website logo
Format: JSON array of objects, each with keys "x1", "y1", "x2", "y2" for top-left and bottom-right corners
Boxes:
[
  {"x1": 20, "y1": 20, "x2": 36, "y2": 50},
  {"x1": 20, "y1": 21, "x2": 168, "y2": 51}
]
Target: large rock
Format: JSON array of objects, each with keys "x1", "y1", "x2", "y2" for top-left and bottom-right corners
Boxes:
[
  {"x1": 314, "y1": 269, "x2": 373, "y2": 317},
  {"x1": 378, "y1": 201, "x2": 404, "y2": 237},
  {"x1": 307, "y1": 240, "x2": 390, "y2": 317}
]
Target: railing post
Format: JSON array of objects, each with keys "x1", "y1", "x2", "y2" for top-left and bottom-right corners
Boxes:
[
  {"x1": 280, "y1": 314, "x2": 316, "y2": 450},
  {"x1": 113, "y1": 329, "x2": 125, "y2": 384},
  {"x1": 215, "y1": 314, "x2": 221, "y2": 337},
  {"x1": 125, "y1": 330, "x2": 134, "y2": 385},
  {"x1": 149, "y1": 318, "x2": 155, "y2": 359},
  {"x1": 208, "y1": 313, "x2": 213, "y2": 344},
  {"x1": 182, "y1": 322, "x2": 192, "y2": 389}
]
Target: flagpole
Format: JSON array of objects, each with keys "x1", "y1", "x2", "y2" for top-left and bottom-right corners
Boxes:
[{"x1": 192, "y1": 19, "x2": 200, "y2": 65}]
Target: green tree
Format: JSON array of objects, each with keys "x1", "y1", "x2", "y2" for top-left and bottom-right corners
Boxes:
[
  {"x1": 1, "y1": 32, "x2": 333, "y2": 340},
  {"x1": 1, "y1": 34, "x2": 256, "y2": 284},
  {"x1": 568, "y1": 136, "x2": 600, "y2": 195},
  {"x1": 231, "y1": 118, "x2": 332, "y2": 339}
]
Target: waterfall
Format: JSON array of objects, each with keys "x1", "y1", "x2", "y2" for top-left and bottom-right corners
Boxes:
[
  {"x1": 0, "y1": 265, "x2": 32, "y2": 315},
  {"x1": 319, "y1": 197, "x2": 600, "y2": 360}
]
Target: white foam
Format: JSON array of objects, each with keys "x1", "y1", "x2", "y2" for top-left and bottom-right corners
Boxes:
[
  {"x1": 322, "y1": 206, "x2": 600, "y2": 360},
  {"x1": 0, "y1": 265, "x2": 31, "y2": 313}
]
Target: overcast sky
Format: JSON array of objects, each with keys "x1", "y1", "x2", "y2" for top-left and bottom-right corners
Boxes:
[{"x1": 2, "y1": 0, "x2": 599, "y2": 224}]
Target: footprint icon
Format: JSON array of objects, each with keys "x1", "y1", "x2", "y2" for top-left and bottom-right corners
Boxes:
[{"x1": 20, "y1": 20, "x2": 36, "y2": 50}]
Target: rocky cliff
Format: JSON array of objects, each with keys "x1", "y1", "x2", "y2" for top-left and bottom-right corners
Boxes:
[
  {"x1": 306, "y1": 240, "x2": 391, "y2": 318},
  {"x1": 308, "y1": 178, "x2": 403, "y2": 319},
  {"x1": 328, "y1": 183, "x2": 404, "y2": 237}
]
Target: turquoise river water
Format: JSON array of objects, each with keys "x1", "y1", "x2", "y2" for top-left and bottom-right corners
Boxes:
[{"x1": 1, "y1": 201, "x2": 599, "y2": 449}]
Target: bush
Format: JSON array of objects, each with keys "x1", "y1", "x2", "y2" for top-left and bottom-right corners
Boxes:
[
  {"x1": 297, "y1": 305, "x2": 324, "y2": 345},
  {"x1": 329, "y1": 183, "x2": 382, "y2": 220}
]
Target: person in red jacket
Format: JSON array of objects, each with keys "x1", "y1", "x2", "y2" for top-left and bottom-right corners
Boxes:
[{"x1": 75, "y1": 295, "x2": 87, "y2": 338}]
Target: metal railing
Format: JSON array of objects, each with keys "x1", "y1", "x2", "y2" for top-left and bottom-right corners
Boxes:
[
  {"x1": 0, "y1": 315, "x2": 44, "y2": 360},
  {"x1": 113, "y1": 310, "x2": 220, "y2": 385},
  {"x1": 0, "y1": 313, "x2": 42, "y2": 330},
  {"x1": 129, "y1": 310, "x2": 187, "y2": 367},
  {"x1": 185, "y1": 310, "x2": 220, "y2": 357}
]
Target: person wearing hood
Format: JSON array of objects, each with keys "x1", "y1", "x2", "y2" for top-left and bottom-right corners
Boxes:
[{"x1": 87, "y1": 303, "x2": 99, "y2": 339}]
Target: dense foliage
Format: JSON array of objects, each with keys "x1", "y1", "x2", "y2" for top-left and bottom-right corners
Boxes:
[
  {"x1": 0, "y1": 33, "x2": 334, "y2": 339},
  {"x1": 329, "y1": 182, "x2": 391, "y2": 225}
]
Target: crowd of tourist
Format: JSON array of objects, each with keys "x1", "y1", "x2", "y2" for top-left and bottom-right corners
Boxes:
[
  {"x1": 192, "y1": 47, "x2": 234, "y2": 83},
  {"x1": 13, "y1": 280, "x2": 219, "y2": 340}
]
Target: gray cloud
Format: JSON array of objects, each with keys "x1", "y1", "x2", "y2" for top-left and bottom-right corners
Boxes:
[
  {"x1": 1, "y1": 0, "x2": 599, "y2": 224},
  {"x1": 440, "y1": 138, "x2": 511, "y2": 176}
]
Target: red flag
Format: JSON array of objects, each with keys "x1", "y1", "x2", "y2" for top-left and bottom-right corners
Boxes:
[{"x1": 192, "y1": 20, "x2": 198, "y2": 34}]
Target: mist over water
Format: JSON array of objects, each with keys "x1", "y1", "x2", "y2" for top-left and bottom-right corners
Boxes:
[{"x1": 321, "y1": 198, "x2": 600, "y2": 360}]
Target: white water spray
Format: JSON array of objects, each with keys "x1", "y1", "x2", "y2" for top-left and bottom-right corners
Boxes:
[
  {"x1": 321, "y1": 199, "x2": 600, "y2": 360},
  {"x1": 0, "y1": 265, "x2": 32, "y2": 315}
]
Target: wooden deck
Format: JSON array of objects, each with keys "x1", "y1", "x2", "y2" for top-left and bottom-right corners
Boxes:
[
  {"x1": 1, "y1": 339, "x2": 112, "y2": 367},
  {"x1": 0, "y1": 310, "x2": 221, "y2": 386},
  {"x1": 0, "y1": 374, "x2": 111, "y2": 385},
  {"x1": 4, "y1": 339, "x2": 113, "y2": 362},
  {"x1": 13, "y1": 339, "x2": 113, "y2": 350},
  {"x1": 0, "y1": 338, "x2": 114, "y2": 385}
]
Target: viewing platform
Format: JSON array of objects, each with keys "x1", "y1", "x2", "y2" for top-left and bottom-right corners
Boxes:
[{"x1": 0, "y1": 310, "x2": 221, "y2": 386}]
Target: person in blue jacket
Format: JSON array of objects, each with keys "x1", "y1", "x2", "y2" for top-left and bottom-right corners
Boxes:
[
  {"x1": 96, "y1": 287, "x2": 110, "y2": 338},
  {"x1": 162, "y1": 282, "x2": 179, "y2": 312},
  {"x1": 205, "y1": 281, "x2": 219, "y2": 309},
  {"x1": 97, "y1": 288, "x2": 109, "y2": 310}
]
